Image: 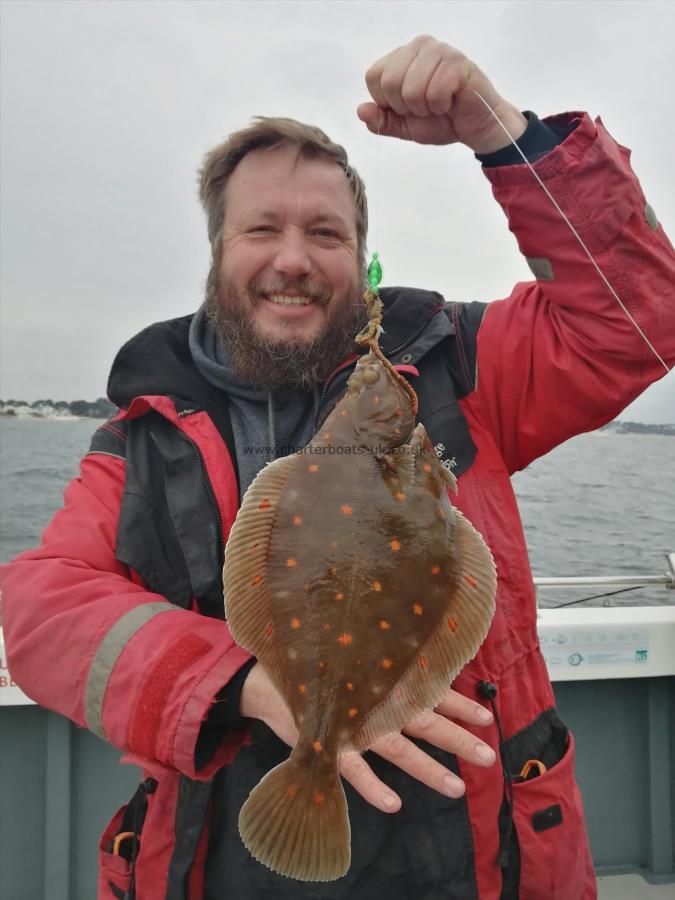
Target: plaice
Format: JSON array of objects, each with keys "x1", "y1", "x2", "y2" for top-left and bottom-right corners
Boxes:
[{"x1": 223, "y1": 285, "x2": 497, "y2": 882}]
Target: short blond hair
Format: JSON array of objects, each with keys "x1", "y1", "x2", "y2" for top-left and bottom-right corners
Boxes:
[{"x1": 198, "y1": 116, "x2": 368, "y2": 267}]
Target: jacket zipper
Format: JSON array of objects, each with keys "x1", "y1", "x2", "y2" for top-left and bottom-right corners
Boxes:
[{"x1": 178, "y1": 420, "x2": 226, "y2": 563}]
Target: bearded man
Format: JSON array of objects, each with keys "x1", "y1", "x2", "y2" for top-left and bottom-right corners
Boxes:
[{"x1": 3, "y1": 35, "x2": 673, "y2": 900}]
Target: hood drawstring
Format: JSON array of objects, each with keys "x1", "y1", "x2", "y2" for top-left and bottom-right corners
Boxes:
[
  {"x1": 266, "y1": 391, "x2": 276, "y2": 463},
  {"x1": 477, "y1": 680, "x2": 514, "y2": 869},
  {"x1": 312, "y1": 384, "x2": 320, "y2": 430}
]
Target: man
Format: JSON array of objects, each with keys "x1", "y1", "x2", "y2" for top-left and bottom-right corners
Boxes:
[{"x1": 2, "y1": 35, "x2": 673, "y2": 900}]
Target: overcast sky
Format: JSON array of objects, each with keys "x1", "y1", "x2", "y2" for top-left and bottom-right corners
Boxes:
[{"x1": 1, "y1": 0, "x2": 673, "y2": 422}]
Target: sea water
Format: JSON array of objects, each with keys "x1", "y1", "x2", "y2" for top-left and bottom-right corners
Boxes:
[{"x1": 1, "y1": 418, "x2": 673, "y2": 607}]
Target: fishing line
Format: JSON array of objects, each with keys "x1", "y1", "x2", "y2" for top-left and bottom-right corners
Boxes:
[
  {"x1": 471, "y1": 89, "x2": 671, "y2": 375},
  {"x1": 549, "y1": 585, "x2": 643, "y2": 608},
  {"x1": 375, "y1": 123, "x2": 381, "y2": 257}
]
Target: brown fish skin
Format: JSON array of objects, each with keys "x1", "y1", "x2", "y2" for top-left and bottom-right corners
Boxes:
[{"x1": 223, "y1": 348, "x2": 496, "y2": 882}]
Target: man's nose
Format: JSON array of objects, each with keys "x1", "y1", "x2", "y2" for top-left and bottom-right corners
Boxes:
[{"x1": 272, "y1": 230, "x2": 312, "y2": 278}]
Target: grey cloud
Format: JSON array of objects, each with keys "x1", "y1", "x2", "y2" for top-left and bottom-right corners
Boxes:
[{"x1": 1, "y1": 0, "x2": 673, "y2": 418}]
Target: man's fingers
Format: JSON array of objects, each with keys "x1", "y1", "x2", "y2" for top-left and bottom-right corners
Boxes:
[
  {"x1": 372, "y1": 731, "x2": 466, "y2": 798},
  {"x1": 365, "y1": 43, "x2": 419, "y2": 116},
  {"x1": 339, "y1": 751, "x2": 402, "y2": 813},
  {"x1": 356, "y1": 103, "x2": 412, "y2": 141},
  {"x1": 403, "y1": 708, "x2": 496, "y2": 768},
  {"x1": 435, "y1": 687, "x2": 494, "y2": 727}
]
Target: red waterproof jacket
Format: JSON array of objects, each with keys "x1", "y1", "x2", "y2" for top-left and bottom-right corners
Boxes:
[{"x1": 2, "y1": 112, "x2": 674, "y2": 900}]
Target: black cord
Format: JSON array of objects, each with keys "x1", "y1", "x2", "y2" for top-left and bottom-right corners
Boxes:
[{"x1": 546, "y1": 584, "x2": 644, "y2": 609}]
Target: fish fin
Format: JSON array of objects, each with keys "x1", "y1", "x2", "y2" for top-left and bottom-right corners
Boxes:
[
  {"x1": 379, "y1": 445, "x2": 415, "y2": 487},
  {"x1": 349, "y1": 510, "x2": 496, "y2": 751},
  {"x1": 439, "y1": 464, "x2": 458, "y2": 494},
  {"x1": 223, "y1": 452, "x2": 301, "y2": 698},
  {"x1": 239, "y1": 747, "x2": 350, "y2": 882}
]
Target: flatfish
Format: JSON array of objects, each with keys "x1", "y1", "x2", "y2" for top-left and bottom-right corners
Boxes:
[{"x1": 223, "y1": 287, "x2": 496, "y2": 882}]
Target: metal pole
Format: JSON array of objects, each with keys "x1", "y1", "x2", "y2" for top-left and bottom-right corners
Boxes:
[{"x1": 534, "y1": 574, "x2": 673, "y2": 589}]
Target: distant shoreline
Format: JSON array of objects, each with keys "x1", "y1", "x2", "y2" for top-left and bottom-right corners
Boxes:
[
  {"x1": 1, "y1": 408, "x2": 673, "y2": 436},
  {"x1": 598, "y1": 422, "x2": 675, "y2": 437},
  {"x1": 0, "y1": 397, "x2": 115, "y2": 419}
]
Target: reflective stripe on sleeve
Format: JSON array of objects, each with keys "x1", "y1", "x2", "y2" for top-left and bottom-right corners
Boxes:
[{"x1": 85, "y1": 603, "x2": 182, "y2": 740}]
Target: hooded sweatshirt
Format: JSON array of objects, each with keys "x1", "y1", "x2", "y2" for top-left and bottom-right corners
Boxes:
[{"x1": 188, "y1": 304, "x2": 322, "y2": 497}]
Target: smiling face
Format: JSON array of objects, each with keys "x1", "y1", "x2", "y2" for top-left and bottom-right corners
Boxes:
[{"x1": 206, "y1": 143, "x2": 367, "y2": 389}]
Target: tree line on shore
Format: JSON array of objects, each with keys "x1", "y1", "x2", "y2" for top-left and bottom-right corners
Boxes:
[{"x1": 0, "y1": 397, "x2": 116, "y2": 418}]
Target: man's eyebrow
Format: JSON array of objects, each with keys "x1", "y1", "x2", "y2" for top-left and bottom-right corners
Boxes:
[{"x1": 247, "y1": 210, "x2": 350, "y2": 230}]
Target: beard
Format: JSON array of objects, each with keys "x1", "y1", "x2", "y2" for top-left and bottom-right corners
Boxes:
[{"x1": 205, "y1": 259, "x2": 368, "y2": 391}]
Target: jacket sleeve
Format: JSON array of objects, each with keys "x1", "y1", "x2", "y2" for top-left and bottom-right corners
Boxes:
[
  {"x1": 0, "y1": 447, "x2": 252, "y2": 781},
  {"x1": 467, "y1": 111, "x2": 675, "y2": 474}
]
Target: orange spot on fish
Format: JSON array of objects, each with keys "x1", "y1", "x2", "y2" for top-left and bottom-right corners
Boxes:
[
  {"x1": 287, "y1": 558, "x2": 298, "y2": 567},
  {"x1": 394, "y1": 408, "x2": 403, "y2": 418},
  {"x1": 322, "y1": 623, "x2": 332, "y2": 631},
  {"x1": 413, "y1": 603, "x2": 423, "y2": 615},
  {"x1": 335, "y1": 592, "x2": 345, "y2": 601},
  {"x1": 374, "y1": 395, "x2": 381, "y2": 405},
  {"x1": 265, "y1": 623, "x2": 273, "y2": 637},
  {"x1": 298, "y1": 683, "x2": 306, "y2": 694},
  {"x1": 348, "y1": 708, "x2": 358, "y2": 718},
  {"x1": 341, "y1": 504, "x2": 353, "y2": 516},
  {"x1": 390, "y1": 539, "x2": 401, "y2": 552},
  {"x1": 447, "y1": 617, "x2": 458, "y2": 632},
  {"x1": 291, "y1": 617, "x2": 301, "y2": 629},
  {"x1": 340, "y1": 409, "x2": 348, "y2": 417},
  {"x1": 372, "y1": 581, "x2": 382, "y2": 592},
  {"x1": 322, "y1": 431, "x2": 331, "y2": 439},
  {"x1": 293, "y1": 515, "x2": 302, "y2": 525},
  {"x1": 250, "y1": 574, "x2": 263, "y2": 587},
  {"x1": 314, "y1": 791, "x2": 326, "y2": 805},
  {"x1": 423, "y1": 462, "x2": 432, "y2": 473},
  {"x1": 313, "y1": 741, "x2": 323, "y2": 753},
  {"x1": 418, "y1": 655, "x2": 428, "y2": 669},
  {"x1": 286, "y1": 784, "x2": 299, "y2": 798},
  {"x1": 395, "y1": 491, "x2": 406, "y2": 502},
  {"x1": 346, "y1": 682, "x2": 354, "y2": 691},
  {"x1": 382, "y1": 659, "x2": 393, "y2": 669},
  {"x1": 431, "y1": 565, "x2": 441, "y2": 575},
  {"x1": 393, "y1": 427, "x2": 401, "y2": 435},
  {"x1": 465, "y1": 575, "x2": 478, "y2": 589},
  {"x1": 379, "y1": 620, "x2": 391, "y2": 630},
  {"x1": 338, "y1": 633, "x2": 352, "y2": 646},
  {"x1": 308, "y1": 463, "x2": 319, "y2": 473},
  {"x1": 258, "y1": 499, "x2": 272, "y2": 510},
  {"x1": 319, "y1": 661, "x2": 325, "y2": 670}
]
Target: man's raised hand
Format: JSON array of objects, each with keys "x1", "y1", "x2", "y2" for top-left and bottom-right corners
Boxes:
[{"x1": 357, "y1": 34, "x2": 527, "y2": 154}]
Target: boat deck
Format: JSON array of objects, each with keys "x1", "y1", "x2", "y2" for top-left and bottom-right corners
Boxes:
[{"x1": 598, "y1": 873, "x2": 675, "y2": 898}]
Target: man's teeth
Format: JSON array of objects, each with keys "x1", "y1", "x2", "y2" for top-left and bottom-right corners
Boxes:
[{"x1": 267, "y1": 294, "x2": 313, "y2": 306}]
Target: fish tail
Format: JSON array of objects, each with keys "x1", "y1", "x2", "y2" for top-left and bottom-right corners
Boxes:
[{"x1": 238, "y1": 747, "x2": 350, "y2": 882}]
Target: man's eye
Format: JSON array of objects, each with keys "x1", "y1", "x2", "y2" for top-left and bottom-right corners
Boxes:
[
  {"x1": 248, "y1": 226, "x2": 275, "y2": 233},
  {"x1": 313, "y1": 229, "x2": 339, "y2": 239}
]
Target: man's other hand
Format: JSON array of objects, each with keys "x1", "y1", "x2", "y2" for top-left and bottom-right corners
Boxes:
[
  {"x1": 239, "y1": 661, "x2": 495, "y2": 814},
  {"x1": 358, "y1": 34, "x2": 527, "y2": 154}
]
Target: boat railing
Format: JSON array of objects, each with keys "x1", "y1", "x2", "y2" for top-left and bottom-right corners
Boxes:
[{"x1": 532, "y1": 551, "x2": 675, "y2": 601}]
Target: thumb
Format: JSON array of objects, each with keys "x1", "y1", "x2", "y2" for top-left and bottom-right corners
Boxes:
[{"x1": 357, "y1": 102, "x2": 410, "y2": 140}]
